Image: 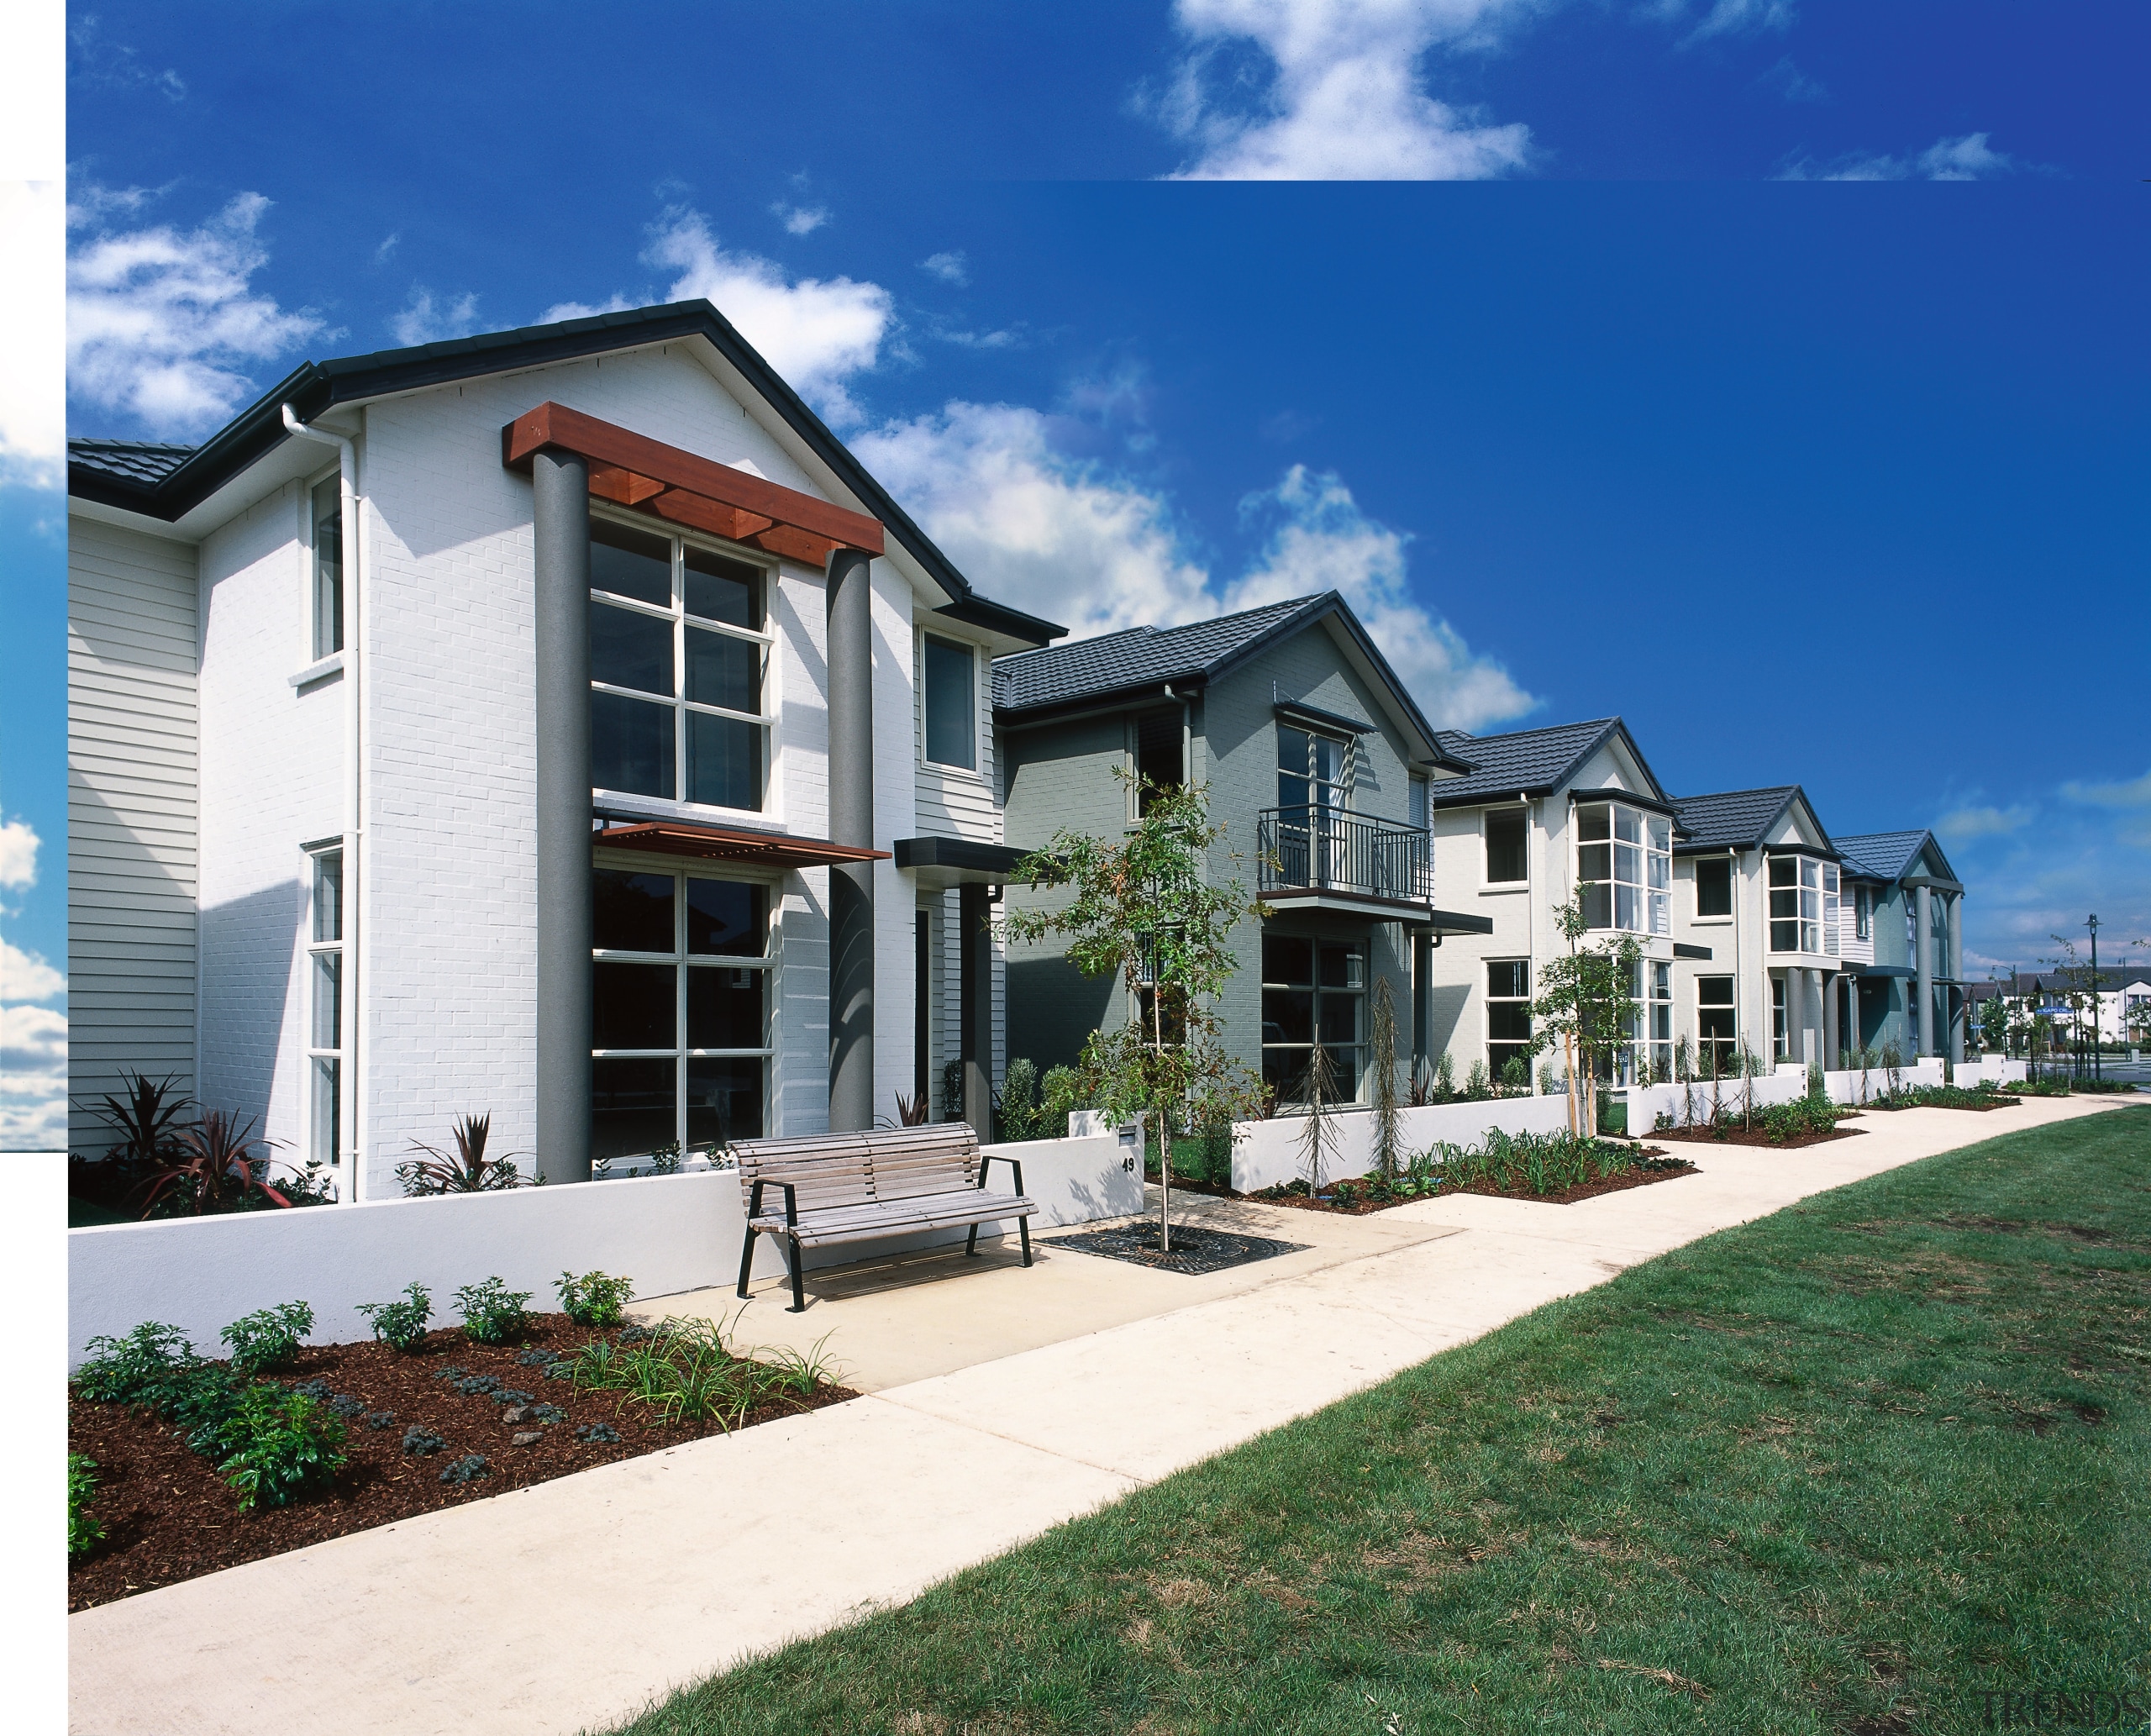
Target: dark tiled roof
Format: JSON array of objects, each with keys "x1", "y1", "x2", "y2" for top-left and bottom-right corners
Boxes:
[
  {"x1": 1669, "y1": 786, "x2": 1806, "y2": 853},
  {"x1": 993, "y1": 595, "x2": 1326, "y2": 713},
  {"x1": 68, "y1": 439, "x2": 198, "y2": 486},
  {"x1": 1426, "y1": 718, "x2": 1622, "y2": 805},
  {"x1": 1835, "y1": 830, "x2": 1930, "y2": 882}
]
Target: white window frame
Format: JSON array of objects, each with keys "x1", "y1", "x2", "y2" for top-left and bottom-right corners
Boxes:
[
  {"x1": 1485, "y1": 958, "x2": 1533, "y2": 1081},
  {"x1": 308, "y1": 470, "x2": 344, "y2": 664},
  {"x1": 1771, "y1": 976, "x2": 1790, "y2": 1060},
  {"x1": 1575, "y1": 799, "x2": 1671, "y2": 936},
  {"x1": 1276, "y1": 723, "x2": 1352, "y2": 814},
  {"x1": 587, "y1": 508, "x2": 779, "y2": 818},
  {"x1": 303, "y1": 843, "x2": 344, "y2": 1171},
  {"x1": 1854, "y1": 882, "x2": 1871, "y2": 941},
  {"x1": 590, "y1": 857, "x2": 779, "y2": 1159},
  {"x1": 918, "y1": 629, "x2": 982, "y2": 776},
  {"x1": 1697, "y1": 974, "x2": 1738, "y2": 1077},
  {"x1": 1769, "y1": 853, "x2": 1824, "y2": 954},
  {"x1": 1638, "y1": 959, "x2": 1672, "y2": 1082},
  {"x1": 1482, "y1": 805, "x2": 1529, "y2": 887},
  {"x1": 1692, "y1": 853, "x2": 1735, "y2": 923},
  {"x1": 1822, "y1": 862, "x2": 1841, "y2": 955}
]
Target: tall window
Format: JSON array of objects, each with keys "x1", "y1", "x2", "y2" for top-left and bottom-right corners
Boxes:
[
  {"x1": 311, "y1": 476, "x2": 344, "y2": 660},
  {"x1": 306, "y1": 848, "x2": 343, "y2": 1167},
  {"x1": 1697, "y1": 976, "x2": 1737, "y2": 1077},
  {"x1": 1486, "y1": 960, "x2": 1532, "y2": 1080},
  {"x1": 589, "y1": 518, "x2": 771, "y2": 812},
  {"x1": 1854, "y1": 883, "x2": 1871, "y2": 941},
  {"x1": 1768, "y1": 855, "x2": 1822, "y2": 953},
  {"x1": 1771, "y1": 976, "x2": 1789, "y2": 1060},
  {"x1": 1485, "y1": 808, "x2": 1527, "y2": 884},
  {"x1": 1640, "y1": 960, "x2": 1672, "y2": 1081},
  {"x1": 1576, "y1": 801, "x2": 1670, "y2": 934},
  {"x1": 1822, "y1": 863, "x2": 1841, "y2": 954},
  {"x1": 592, "y1": 866, "x2": 772, "y2": 1163},
  {"x1": 1135, "y1": 708, "x2": 1184, "y2": 814},
  {"x1": 922, "y1": 634, "x2": 976, "y2": 771},
  {"x1": 1277, "y1": 725, "x2": 1349, "y2": 813},
  {"x1": 1694, "y1": 855, "x2": 1733, "y2": 918},
  {"x1": 1260, "y1": 934, "x2": 1365, "y2": 1102}
]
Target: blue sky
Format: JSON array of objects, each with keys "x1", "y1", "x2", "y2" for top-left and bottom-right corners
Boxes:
[{"x1": 7, "y1": 0, "x2": 2149, "y2": 1139}]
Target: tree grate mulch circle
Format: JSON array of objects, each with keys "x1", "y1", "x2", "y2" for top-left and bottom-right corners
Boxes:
[{"x1": 1044, "y1": 1221, "x2": 1307, "y2": 1276}]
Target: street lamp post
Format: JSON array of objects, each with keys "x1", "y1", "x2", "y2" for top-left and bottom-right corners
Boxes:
[{"x1": 2088, "y1": 915, "x2": 2101, "y2": 1085}]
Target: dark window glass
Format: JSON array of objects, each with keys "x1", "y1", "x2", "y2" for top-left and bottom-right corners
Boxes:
[
  {"x1": 683, "y1": 547, "x2": 761, "y2": 629},
  {"x1": 1576, "y1": 803, "x2": 1611, "y2": 843},
  {"x1": 1578, "y1": 842, "x2": 1612, "y2": 883},
  {"x1": 1319, "y1": 994, "x2": 1360, "y2": 1045},
  {"x1": 1276, "y1": 726, "x2": 1310, "y2": 810},
  {"x1": 1695, "y1": 857, "x2": 1733, "y2": 918},
  {"x1": 686, "y1": 880, "x2": 765, "y2": 956},
  {"x1": 686, "y1": 711, "x2": 764, "y2": 810},
  {"x1": 593, "y1": 961, "x2": 676, "y2": 1049},
  {"x1": 1487, "y1": 960, "x2": 1529, "y2": 1000},
  {"x1": 685, "y1": 625, "x2": 759, "y2": 713},
  {"x1": 1697, "y1": 976, "x2": 1735, "y2": 1007},
  {"x1": 593, "y1": 869, "x2": 675, "y2": 953},
  {"x1": 1262, "y1": 988, "x2": 1312, "y2": 1045},
  {"x1": 686, "y1": 1056, "x2": 763, "y2": 1149},
  {"x1": 592, "y1": 691, "x2": 674, "y2": 797},
  {"x1": 1486, "y1": 809, "x2": 1527, "y2": 882},
  {"x1": 591, "y1": 601, "x2": 673, "y2": 697},
  {"x1": 1319, "y1": 944, "x2": 1360, "y2": 990},
  {"x1": 1580, "y1": 882, "x2": 1612, "y2": 930},
  {"x1": 1264, "y1": 935, "x2": 1313, "y2": 985},
  {"x1": 688, "y1": 965, "x2": 764, "y2": 1049},
  {"x1": 590, "y1": 519, "x2": 672, "y2": 607},
  {"x1": 312, "y1": 477, "x2": 344, "y2": 660},
  {"x1": 1136, "y1": 709, "x2": 1182, "y2": 813},
  {"x1": 593, "y1": 1058, "x2": 676, "y2": 1162},
  {"x1": 1487, "y1": 1002, "x2": 1533, "y2": 1043},
  {"x1": 1322, "y1": 1044, "x2": 1362, "y2": 1100},
  {"x1": 923, "y1": 635, "x2": 976, "y2": 770}
]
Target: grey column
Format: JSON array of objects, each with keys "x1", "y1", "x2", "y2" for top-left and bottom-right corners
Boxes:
[
  {"x1": 1823, "y1": 971, "x2": 1840, "y2": 1069},
  {"x1": 960, "y1": 881, "x2": 995, "y2": 1139},
  {"x1": 1412, "y1": 931, "x2": 1433, "y2": 1085},
  {"x1": 1916, "y1": 883, "x2": 1934, "y2": 1056},
  {"x1": 827, "y1": 546, "x2": 876, "y2": 1131},
  {"x1": 533, "y1": 450, "x2": 592, "y2": 1184}
]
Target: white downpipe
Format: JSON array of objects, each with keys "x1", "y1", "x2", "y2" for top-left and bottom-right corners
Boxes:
[{"x1": 281, "y1": 406, "x2": 366, "y2": 1203}]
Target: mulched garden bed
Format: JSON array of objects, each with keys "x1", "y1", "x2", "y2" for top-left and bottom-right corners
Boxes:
[
  {"x1": 1653, "y1": 1122, "x2": 1866, "y2": 1150},
  {"x1": 1043, "y1": 1222, "x2": 1307, "y2": 1276},
  {"x1": 1255, "y1": 1150, "x2": 1699, "y2": 1212},
  {"x1": 68, "y1": 1312, "x2": 856, "y2": 1612}
]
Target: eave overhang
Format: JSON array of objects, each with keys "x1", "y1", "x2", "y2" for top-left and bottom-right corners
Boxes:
[
  {"x1": 893, "y1": 836, "x2": 1035, "y2": 888},
  {"x1": 595, "y1": 821, "x2": 889, "y2": 870}
]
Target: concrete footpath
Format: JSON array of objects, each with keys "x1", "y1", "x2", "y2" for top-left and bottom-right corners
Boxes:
[{"x1": 68, "y1": 1097, "x2": 2143, "y2": 1736}]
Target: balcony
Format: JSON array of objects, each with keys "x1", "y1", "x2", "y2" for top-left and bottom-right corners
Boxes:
[{"x1": 1256, "y1": 805, "x2": 1457, "y2": 928}]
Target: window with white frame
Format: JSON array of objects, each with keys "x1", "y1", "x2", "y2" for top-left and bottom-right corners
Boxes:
[
  {"x1": 1640, "y1": 960, "x2": 1672, "y2": 1082},
  {"x1": 306, "y1": 846, "x2": 344, "y2": 1168},
  {"x1": 1485, "y1": 808, "x2": 1527, "y2": 884},
  {"x1": 1486, "y1": 959, "x2": 1532, "y2": 1081},
  {"x1": 1771, "y1": 976, "x2": 1789, "y2": 1060},
  {"x1": 588, "y1": 516, "x2": 772, "y2": 812},
  {"x1": 1697, "y1": 975, "x2": 1737, "y2": 1077},
  {"x1": 1277, "y1": 724, "x2": 1349, "y2": 814},
  {"x1": 1854, "y1": 883, "x2": 1871, "y2": 940},
  {"x1": 1576, "y1": 801, "x2": 1670, "y2": 934},
  {"x1": 921, "y1": 634, "x2": 976, "y2": 771},
  {"x1": 592, "y1": 866, "x2": 773, "y2": 1163},
  {"x1": 1694, "y1": 855, "x2": 1733, "y2": 918},
  {"x1": 1822, "y1": 862, "x2": 1841, "y2": 953},
  {"x1": 1769, "y1": 854, "x2": 1823, "y2": 953},
  {"x1": 311, "y1": 476, "x2": 344, "y2": 660}
]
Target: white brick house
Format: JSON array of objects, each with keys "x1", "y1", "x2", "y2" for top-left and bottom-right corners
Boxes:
[{"x1": 67, "y1": 301, "x2": 1061, "y2": 1197}]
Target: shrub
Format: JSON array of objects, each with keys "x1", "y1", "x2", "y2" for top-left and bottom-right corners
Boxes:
[
  {"x1": 556, "y1": 1269, "x2": 636, "y2": 1329},
  {"x1": 564, "y1": 1315, "x2": 839, "y2": 1428},
  {"x1": 74, "y1": 1321, "x2": 197, "y2": 1407},
  {"x1": 402, "y1": 1427, "x2": 446, "y2": 1455},
  {"x1": 68, "y1": 1454, "x2": 103, "y2": 1560},
  {"x1": 438, "y1": 1454, "x2": 489, "y2": 1485},
  {"x1": 355, "y1": 1282, "x2": 432, "y2": 1352},
  {"x1": 454, "y1": 1276, "x2": 532, "y2": 1344},
  {"x1": 1039, "y1": 1065, "x2": 1088, "y2": 1135},
  {"x1": 1757, "y1": 1097, "x2": 1839, "y2": 1143},
  {"x1": 1463, "y1": 1059, "x2": 1491, "y2": 1101},
  {"x1": 996, "y1": 1057, "x2": 1042, "y2": 1142},
  {"x1": 397, "y1": 1113, "x2": 523, "y2": 1195},
  {"x1": 212, "y1": 1386, "x2": 347, "y2": 1512},
  {"x1": 220, "y1": 1301, "x2": 314, "y2": 1376}
]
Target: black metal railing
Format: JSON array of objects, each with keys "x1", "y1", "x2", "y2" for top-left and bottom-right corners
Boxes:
[{"x1": 1257, "y1": 806, "x2": 1432, "y2": 904}]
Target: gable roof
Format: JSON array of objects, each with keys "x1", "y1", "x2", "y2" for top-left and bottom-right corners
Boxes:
[
  {"x1": 66, "y1": 299, "x2": 1062, "y2": 647},
  {"x1": 1835, "y1": 830, "x2": 1936, "y2": 883},
  {"x1": 1428, "y1": 717, "x2": 1669, "y2": 808},
  {"x1": 993, "y1": 592, "x2": 1468, "y2": 771},
  {"x1": 1669, "y1": 786, "x2": 1835, "y2": 856}
]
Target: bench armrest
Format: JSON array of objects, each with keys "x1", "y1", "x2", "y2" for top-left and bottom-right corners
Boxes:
[
  {"x1": 976, "y1": 1153, "x2": 1025, "y2": 1197},
  {"x1": 744, "y1": 1179, "x2": 800, "y2": 1228}
]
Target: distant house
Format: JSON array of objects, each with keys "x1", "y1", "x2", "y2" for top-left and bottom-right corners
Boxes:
[
  {"x1": 1833, "y1": 830, "x2": 1966, "y2": 1061},
  {"x1": 994, "y1": 592, "x2": 1487, "y2": 1106},
  {"x1": 66, "y1": 300, "x2": 1061, "y2": 1192}
]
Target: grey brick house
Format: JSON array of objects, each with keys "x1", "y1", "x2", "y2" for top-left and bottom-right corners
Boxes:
[{"x1": 994, "y1": 592, "x2": 1489, "y2": 1107}]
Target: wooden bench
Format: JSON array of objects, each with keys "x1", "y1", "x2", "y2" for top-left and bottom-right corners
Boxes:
[{"x1": 729, "y1": 1123, "x2": 1039, "y2": 1312}]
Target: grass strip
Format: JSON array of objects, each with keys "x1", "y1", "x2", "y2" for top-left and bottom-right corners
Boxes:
[{"x1": 607, "y1": 1111, "x2": 2151, "y2": 1735}]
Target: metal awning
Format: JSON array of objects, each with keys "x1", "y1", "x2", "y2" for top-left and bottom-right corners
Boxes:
[
  {"x1": 893, "y1": 836, "x2": 1037, "y2": 888},
  {"x1": 595, "y1": 821, "x2": 889, "y2": 869}
]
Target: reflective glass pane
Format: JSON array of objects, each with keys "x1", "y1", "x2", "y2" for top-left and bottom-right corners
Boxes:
[
  {"x1": 593, "y1": 1058, "x2": 676, "y2": 1162},
  {"x1": 1319, "y1": 945, "x2": 1361, "y2": 988},
  {"x1": 1770, "y1": 888, "x2": 1798, "y2": 919},
  {"x1": 592, "y1": 602, "x2": 673, "y2": 697},
  {"x1": 923, "y1": 636, "x2": 976, "y2": 770},
  {"x1": 1648, "y1": 850, "x2": 1670, "y2": 890},
  {"x1": 1277, "y1": 773, "x2": 1310, "y2": 811},
  {"x1": 686, "y1": 713, "x2": 764, "y2": 810},
  {"x1": 311, "y1": 1056, "x2": 339, "y2": 1165},
  {"x1": 590, "y1": 519, "x2": 672, "y2": 607},
  {"x1": 1614, "y1": 843, "x2": 1641, "y2": 886},
  {"x1": 594, "y1": 869, "x2": 675, "y2": 954},
  {"x1": 1576, "y1": 804, "x2": 1610, "y2": 843},
  {"x1": 592, "y1": 691, "x2": 675, "y2": 798},
  {"x1": 1648, "y1": 815, "x2": 1671, "y2": 850},
  {"x1": 1323, "y1": 1044, "x2": 1364, "y2": 1100},
  {"x1": 1801, "y1": 889, "x2": 1819, "y2": 920},
  {"x1": 1649, "y1": 891, "x2": 1670, "y2": 935},
  {"x1": 683, "y1": 547, "x2": 761, "y2": 628},
  {"x1": 1698, "y1": 976, "x2": 1735, "y2": 1007},
  {"x1": 1276, "y1": 727, "x2": 1309, "y2": 773},
  {"x1": 687, "y1": 965, "x2": 764, "y2": 1049},
  {"x1": 687, "y1": 879, "x2": 765, "y2": 956},
  {"x1": 593, "y1": 961, "x2": 676, "y2": 1049},
  {"x1": 1801, "y1": 859, "x2": 1820, "y2": 888},
  {"x1": 1312, "y1": 737, "x2": 1345, "y2": 783},
  {"x1": 1695, "y1": 858, "x2": 1733, "y2": 918},
  {"x1": 1771, "y1": 920, "x2": 1799, "y2": 951},
  {"x1": 686, "y1": 626, "x2": 759, "y2": 713},
  {"x1": 1579, "y1": 843, "x2": 1612, "y2": 882},
  {"x1": 1488, "y1": 1002, "x2": 1532, "y2": 1042},
  {"x1": 1262, "y1": 988, "x2": 1312, "y2": 1045},
  {"x1": 1769, "y1": 856, "x2": 1795, "y2": 886},
  {"x1": 1319, "y1": 994, "x2": 1360, "y2": 1044},
  {"x1": 1263, "y1": 935, "x2": 1313, "y2": 985},
  {"x1": 1581, "y1": 883, "x2": 1613, "y2": 928},
  {"x1": 1613, "y1": 806, "x2": 1642, "y2": 844},
  {"x1": 1654, "y1": 963, "x2": 1670, "y2": 995},
  {"x1": 313, "y1": 478, "x2": 344, "y2": 659},
  {"x1": 1485, "y1": 810, "x2": 1527, "y2": 882},
  {"x1": 311, "y1": 950, "x2": 340, "y2": 1049},
  {"x1": 1615, "y1": 884, "x2": 1638, "y2": 929},
  {"x1": 1262, "y1": 1049, "x2": 1310, "y2": 1099},
  {"x1": 1487, "y1": 960, "x2": 1529, "y2": 998},
  {"x1": 313, "y1": 851, "x2": 343, "y2": 943},
  {"x1": 686, "y1": 1056, "x2": 763, "y2": 1149}
]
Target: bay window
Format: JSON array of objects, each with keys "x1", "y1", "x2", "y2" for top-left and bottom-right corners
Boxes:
[
  {"x1": 1769, "y1": 854, "x2": 1822, "y2": 953},
  {"x1": 589, "y1": 517, "x2": 772, "y2": 813},
  {"x1": 1576, "y1": 800, "x2": 1670, "y2": 934}
]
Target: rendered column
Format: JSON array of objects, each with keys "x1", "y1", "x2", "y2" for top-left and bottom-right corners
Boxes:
[
  {"x1": 1412, "y1": 931, "x2": 1433, "y2": 1084},
  {"x1": 826, "y1": 546, "x2": 876, "y2": 1131},
  {"x1": 960, "y1": 881, "x2": 995, "y2": 1139},
  {"x1": 1823, "y1": 970, "x2": 1840, "y2": 1069},
  {"x1": 533, "y1": 450, "x2": 593, "y2": 1183},
  {"x1": 1916, "y1": 883, "x2": 1935, "y2": 1057},
  {"x1": 1947, "y1": 896, "x2": 1966, "y2": 1064}
]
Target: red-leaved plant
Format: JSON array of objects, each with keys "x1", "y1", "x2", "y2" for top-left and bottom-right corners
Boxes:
[{"x1": 129, "y1": 1109, "x2": 292, "y2": 1218}]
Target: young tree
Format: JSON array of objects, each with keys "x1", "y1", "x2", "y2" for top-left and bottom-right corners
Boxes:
[
  {"x1": 1368, "y1": 976, "x2": 1402, "y2": 1180},
  {"x1": 1007, "y1": 771, "x2": 1266, "y2": 1249},
  {"x1": 1530, "y1": 893, "x2": 1643, "y2": 1137}
]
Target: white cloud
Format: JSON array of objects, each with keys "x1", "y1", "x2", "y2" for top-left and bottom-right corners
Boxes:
[
  {"x1": 0, "y1": 817, "x2": 39, "y2": 888},
  {"x1": 390, "y1": 287, "x2": 482, "y2": 347},
  {"x1": 68, "y1": 14, "x2": 187, "y2": 103},
  {"x1": 0, "y1": 936, "x2": 64, "y2": 1002},
  {"x1": 2060, "y1": 769, "x2": 2151, "y2": 810},
  {"x1": 921, "y1": 251, "x2": 970, "y2": 286},
  {"x1": 373, "y1": 232, "x2": 400, "y2": 266},
  {"x1": 1937, "y1": 802, "x2": 2033, "y2": 844},
  {"x1": 0, "y1": 1002, "x2": 66, "y2": 1151},
  {"x1": 0, "y1": 181, "x2": 65, "y2": 487},
  {"x1": 1154, "y1": 0, "x2": 1533, "y2": 181},
  {"x1": 1664, "y1": 0, "x2": 1796, "y2": 45},
  {"x1": 1759, "y1": 55, "x2": 1826, "y2": 103},
  {"x1": 772, "y1": 203, "x2": 829, "y2": 236},
  {"x1": 67, "y1": 187, "x2": 323, "y2": 434},
  {"x1": 1781, "y1": 131, "x2": 2023, "y2": 182}
]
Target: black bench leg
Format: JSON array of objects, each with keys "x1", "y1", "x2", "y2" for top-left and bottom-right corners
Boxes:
[
  {"x1": 786, "y1": 1236, "x2": 807, "y2": 1313},
  {"x1": 735, "y1": 1225, "x2": 758, "y2": 1299},
  {"x1": 1018, "y1": 1214, "x2": 1033, "y2": 1268},
  {"x1": 965, "y1": 1222, "x2": 980, "y2": 1258}
]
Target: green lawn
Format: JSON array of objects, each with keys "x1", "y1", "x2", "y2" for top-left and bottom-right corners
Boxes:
[{"x1": 610, "y1": 1112, "x2": 2151, "y2": 1736}]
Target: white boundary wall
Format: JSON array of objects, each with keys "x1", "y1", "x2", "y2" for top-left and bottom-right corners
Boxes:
[
  {"x1": 1623, "y1": 1058, "x2": 1949, "y2": 1129},
  {"x1": 1960, "y1": 1056, "x2": 2029, "y2": 1086},
  {"x1": 1228, "y1": 1097, "x2": 1571, "y2": 1195},
  {"x1": 67, "y1": 1129, "x2": 1142, "y2": 1366}
]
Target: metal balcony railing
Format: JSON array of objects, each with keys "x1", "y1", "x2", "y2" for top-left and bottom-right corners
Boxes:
[{"x1": 1257, "y1": 806, "x2": 1432, "y2": 905}]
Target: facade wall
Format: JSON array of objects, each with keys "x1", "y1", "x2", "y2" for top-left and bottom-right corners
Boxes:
[{"x1": 66, "y1": 516, "x2": 202, "y2": 1154}]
